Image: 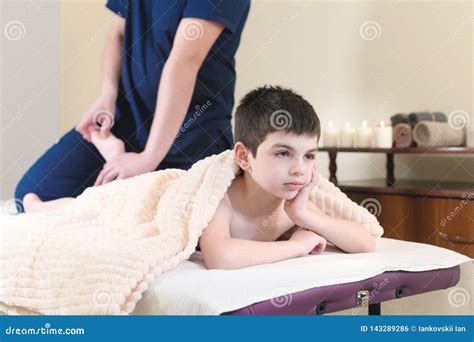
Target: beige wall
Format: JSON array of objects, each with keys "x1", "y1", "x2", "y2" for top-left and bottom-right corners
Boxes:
[
  {"x1": 233, "y1": 0, "x2": 473, "y2": 183},
  {"x1": 59, "y1": 0, "x2": 473, "y2": 185},
  {"x1": 60, "y1": 0, "x2": 116, "y2": 132}
]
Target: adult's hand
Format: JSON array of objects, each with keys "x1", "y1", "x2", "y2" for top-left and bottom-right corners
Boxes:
[
  {"x1": 75, "y1": 95, "x2": 116, "y2": 143},
  {"x1": 93, "y1": 151, "x2": 160, "y2": 186}
]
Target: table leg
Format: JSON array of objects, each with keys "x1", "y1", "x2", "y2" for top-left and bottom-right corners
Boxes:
[
  {"x1": 368, "y1": 303, "x2": 381, "y2": 315},
  {"x1": 329, "y1": 151, "x2": 338, "y2": 186},
  {"x1": 386, "y1": 153, "x2": 395, "y2": 187}
]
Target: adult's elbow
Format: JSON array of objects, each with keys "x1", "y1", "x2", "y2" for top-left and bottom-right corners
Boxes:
[
  {"x1": 167, "y1": 52, "x2": 202, "y2": 74},
  {"x1": 109, "y1": 17, "x2": 125, "y2": 43}
]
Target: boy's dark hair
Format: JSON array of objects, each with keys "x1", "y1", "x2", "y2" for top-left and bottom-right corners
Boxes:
[{"x1": 234, "y1": 85, "x2": 321, "y2": 157}]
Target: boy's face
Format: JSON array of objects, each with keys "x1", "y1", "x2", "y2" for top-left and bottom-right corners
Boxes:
[{"x1": 243, "y1": 131, "x2": 319, "y2": 200}]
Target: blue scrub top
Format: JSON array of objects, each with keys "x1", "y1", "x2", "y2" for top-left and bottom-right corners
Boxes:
[{"x1": 105, "y1": 0, "x2": 250, "y2": 163}]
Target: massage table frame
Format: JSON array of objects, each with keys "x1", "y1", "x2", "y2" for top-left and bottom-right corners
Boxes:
[{"x1": 222, "y1": 265, "x2": 460, "y2": 315}]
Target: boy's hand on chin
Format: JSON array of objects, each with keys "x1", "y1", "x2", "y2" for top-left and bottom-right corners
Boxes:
[{"x1": 283, "y1": 164, "x2": 319, "y2": 227}]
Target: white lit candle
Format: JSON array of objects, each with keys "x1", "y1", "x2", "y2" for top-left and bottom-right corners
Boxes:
[
  {"x1": 467, "y1": 123, "x2": 474, "y2": 148},
  {"x1": 373, "y1": 120, "x2": 393, "y2": 148},
  {"x1": 323, "y1": 121, "x2": 339, "y2": 147},
  {"x1": 355, "y1": 120, "x2": 373, "y2": 148},
  {"x1": 340, "y1": 122, "x2": 355, "y2": 148}
]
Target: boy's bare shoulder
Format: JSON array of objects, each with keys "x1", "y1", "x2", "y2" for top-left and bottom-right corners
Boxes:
[
  {"x1": 200, "y1": 193, "x2": 232, "y2": 243},
  {"x1": 221, "y1": 193, "x2": 233, "y2": 210},
  {"x1": 210, "y1": 193, "x2": 234, "y2": 224}
]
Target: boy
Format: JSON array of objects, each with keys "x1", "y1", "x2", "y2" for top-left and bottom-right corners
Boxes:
[
  {"x1": 199, "y1": 85, "x2": 376, "y2": 269},
  {"x1": 21, "y1": 86, "x2": 376, "y2": 269}
]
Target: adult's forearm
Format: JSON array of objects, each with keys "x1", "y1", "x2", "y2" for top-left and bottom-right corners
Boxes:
[
  {"x1": 207, "y1": 238, "x2": 303, "y2": 270},
  {"x1": 143, "y1": 57, "x2": 201, "y2": 166},
  {"x1": 100, "y1": 22, "x2": 123, "y2": 102}
]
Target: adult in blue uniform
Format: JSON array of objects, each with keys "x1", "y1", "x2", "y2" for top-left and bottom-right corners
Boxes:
[{"x1": 14, "y1": 0, "x2": 250, "y2": 212}]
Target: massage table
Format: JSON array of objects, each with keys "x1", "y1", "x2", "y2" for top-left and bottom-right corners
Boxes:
[{"x1": 132, "y1": 238, "x2": 471, "y2": 315}]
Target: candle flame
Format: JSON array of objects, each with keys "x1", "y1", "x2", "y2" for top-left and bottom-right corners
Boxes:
[
  {"x1": 345, "y1": 122, "x2": 351, "y2": 128},
  {"x1": 328, "y1": 121, "x2": 334, "y2": 128},
  {"x1": 362, "y1": 120, "x2": 368, "y2": 127},
  {"x1": 380, "y1": 120, "x2": 385, "y2": 127}
]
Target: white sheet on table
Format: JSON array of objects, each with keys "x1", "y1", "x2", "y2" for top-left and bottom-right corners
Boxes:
[{"x1": 132, "y1": 237, "x2": 472, "y2": 315}]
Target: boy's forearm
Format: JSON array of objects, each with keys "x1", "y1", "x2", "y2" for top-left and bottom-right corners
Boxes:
[
  {"x1": 209, "y1": 238, "x2": 304, "y2": 270},
  {"x1": 300, "y1": 204, "x2": 376, "y2": 253}
]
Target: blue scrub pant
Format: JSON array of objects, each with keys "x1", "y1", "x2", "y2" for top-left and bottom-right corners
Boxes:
[{"x1": 14, "y1": 126, "x2": 192, "y2": 213}]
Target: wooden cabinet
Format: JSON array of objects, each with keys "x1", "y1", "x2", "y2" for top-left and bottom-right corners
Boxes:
[
  {"x1": 319, "y1": 147, "x2": 474, "y2": 258},
  {"x1": 346, "y1": 191, "x2": 474, "y2": 258}
]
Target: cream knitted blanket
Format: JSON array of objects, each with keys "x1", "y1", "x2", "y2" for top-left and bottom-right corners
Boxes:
[{"x1": 0, "y1": 149, "x2": 383, "y2": 315}]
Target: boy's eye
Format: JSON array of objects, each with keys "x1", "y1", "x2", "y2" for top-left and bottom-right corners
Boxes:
[
  {"x1": 275, "y1": 152, "x2": 315, "y2": 159},
  {"x1": 276, "y1": 151, "x2": 289, "y2": 157}
]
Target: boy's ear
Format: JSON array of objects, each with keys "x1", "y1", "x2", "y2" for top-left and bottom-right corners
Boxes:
[{"x1": 234, "y1": 142, "x2": 252, "y2": 171}]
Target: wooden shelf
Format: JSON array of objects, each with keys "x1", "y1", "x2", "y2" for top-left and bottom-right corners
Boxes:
[
  {"x1": 318, "y1": 146, "x2": 473, "y2": 191},
  {"x1": 321, "y1": 146, "x2": 474, "y2": 257},
  {"x1": 319, "y1": 146, "x2": 474, "y2": 154},
  {"x1": 337, "y1": 179, "x2": 474, "y2": 199}
]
